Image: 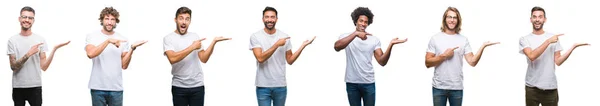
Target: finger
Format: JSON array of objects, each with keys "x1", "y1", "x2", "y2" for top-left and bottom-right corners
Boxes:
[
  {"x1": 284, "y1": 37, "x2": 291, "y2": 40},
  {"x1": 199, "y1": 38, "x2": 207, "y2": 41},
  {"x1": 365, "y1": 33, "x2": 372, "y2": 36},
  {"x1": 64, "y1": 41, "x2": 72, "y2": 44},
  {"x1": 452, "y1": 46, "x2": 459, "y2": 50},
  {"x1": 556, "y1": 34, "x2": 564, "y2": 37},
  {"x1": 36, "y1": 43, "x2": 44, "y2": 46}
]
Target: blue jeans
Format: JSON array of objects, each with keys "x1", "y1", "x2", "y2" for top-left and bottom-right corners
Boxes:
[
  {"x1": 256, "y1": 87, "x2": 287, "y2": 106},
  {"x1": 172, "y1": 86, "x2": 205, "y2": 106},
  {"x1": 90, "y1": 89, "x2": 123, "y2": 106},
  {"x1": 432, "y1": 87, "x2": 463, "y2": 106},
  {"x1": 346, "y1": 83, "x2": 375, "y2": 106}
]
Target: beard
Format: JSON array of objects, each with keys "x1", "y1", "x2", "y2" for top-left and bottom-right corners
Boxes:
[
  {"x1": 177, "y1": 26, "x2": 188, "y2": 35},
  {"x1": 532, "y1": 22, "x2": 544, "y2": 31},
  {"x1": 264, "y1": 22, "x2": 276, "y2": 30},
  {"x1": 20, "y1": 22, "x2": 31, "y2": 31},
  {"x1": 103, "y1": 24, "x2": 116, "y2": 32}
]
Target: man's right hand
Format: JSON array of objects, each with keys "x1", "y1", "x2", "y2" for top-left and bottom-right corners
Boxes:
[
  {"x1": 26, "y1": 43, "x2": 44, "y2": 57},
  {"x1": 353, "y1": 31, "x2": 371, "y2": 40},
  {"x1": 441, "y1": 47, "x2": 459, "y2": 59},
  {"x1": 547, "y1": 34, "x2": 564, "y2": 43},
  {"x1": 275, "y1": 37, "x2": 290, "y2": 46},
  {"x1": 191, "y1": 38, "x2": 207, "y2": 50},
  {"x1": 108, "y1": 38, "x2": 126, "y2": 48}
]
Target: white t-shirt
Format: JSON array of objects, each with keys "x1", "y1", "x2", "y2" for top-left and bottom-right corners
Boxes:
[
  {"x1": 426, "y1": 32, "x2": 472, "y2": 90},
  {"x1": 163, "y1": 32, "x2": 205, "y2": 88},
  {"x1": 86, "y1": 30, "x2": 130, "y2": 91},
  {"x1": 339, "y1": 32, "x2": 381, "y2": 84},
  {"x1": 6, "y1": 33, "x2": 48, "y2": 88},
  {"x1": 249, "y1": 29, "x2": 291, "y2": 87},
  {"x1": 519, "y1": 32, "x2": 562, "y2": 90}
]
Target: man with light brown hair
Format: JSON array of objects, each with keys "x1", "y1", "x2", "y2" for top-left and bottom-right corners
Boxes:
[
  {"x1": 425, "y1": 7, "x2": 498, "y2": 106},
  {"x1": 84, "y1": 7, "x2": 147, "y2": 106}
]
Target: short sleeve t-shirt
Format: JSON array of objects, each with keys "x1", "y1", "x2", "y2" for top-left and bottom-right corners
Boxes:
[
  {"x1": 86, "y1": 31, "x2": 130, "y2": 91},
  {"x1": 7, "y1": 33, "x2": 48, "y2": 88},
  {"x1": 426, "y1": 32, "x2": 472, "y2": 90},
  {"x1": 249, "y1": 29, "x2": 291, "y2": 87},
  {"x1": 519, "y1": 32, "x2": 562, "y2": 90},
  {"x1": 163, "y1": 32, "x2": 205, "y2": 88},
  {"x1": 339, "y1": 32, "x2": 381, "y2": 84}
]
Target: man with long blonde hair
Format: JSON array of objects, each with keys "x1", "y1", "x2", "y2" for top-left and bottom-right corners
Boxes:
[{"x1": 425, "y1": 7, "x2": 499, "y2": 106}]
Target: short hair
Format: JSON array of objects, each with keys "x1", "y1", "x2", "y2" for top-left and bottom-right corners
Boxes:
[
  {"x1": 351, "y1": 7, "x2": 374, "y2": 26},
  {"x1": 20, "y1": 6, "x2": 35, "y2": 15},
  {"x1": 175, "y1": 7, "x2": 192, "y2": 18},
  {"x1": 531, "y1": 6, "x2": 546, "y2": 17},
  {"x1": 262, "y1": 6, "x2": 278, "y2": 16},
  {"x1": 441, "y1": 7, "x2": 462, "y2": 34},
  {"x1": 98, "y1": 7, "x2": 120, "y2": 24}
]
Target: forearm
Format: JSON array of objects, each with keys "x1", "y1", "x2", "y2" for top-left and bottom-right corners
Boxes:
[
  {"x1": 87, "y1": 40, "x2": 111, "y2": 58},
  {"x1": 167, "y1": 46, "x2": 196, "y2": 64},
  {"x1": 527, "y1": 41, "x2": 551, "y2": 61},
  {"x1": 199, "y1": 41, "x2": 218, "y2": 63},
  {"x1": 287, "y1": 45, "x2": 307, "y2": 64},
  {"x1": 425, "y1": 56, "x2": 446, "y2": 68},
  {"x1": 334, "y1": 35, "x2": 356, "y2": 51},
  {"x1": 10, "y1": 56, "x2": 30, "y2": 72},
  {"x1": 121, "y1": 49, "x2": 134, "y2": 69},
  {"x1": 41, "y1": 50, "x2": 57, "y2": 71},
  {"x1": 468, "y1": 46, "x2": 486, "y2": 66},
  {"x1": 556, "y1": 46, "x2": 577, "y2": 66},
  {"x1": 256, "y1": 45, "x2": 279, "y2": 63},
  {"x1": 377, "y1": 45, "x2": 394, "y2": 66}
]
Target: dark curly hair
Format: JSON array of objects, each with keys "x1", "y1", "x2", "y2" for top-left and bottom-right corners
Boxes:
[
  {"x1": 98, "y1": 7, "x2": 120, "y2": 25},
  {"x1": 351, "y1": 7, "x2": 373, "y2": 26},
  {"x1": 263, "y1": 6, "x2": 277, "y2": 16}
]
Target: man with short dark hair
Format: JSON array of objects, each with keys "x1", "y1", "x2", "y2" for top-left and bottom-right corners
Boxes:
[
  {"x1": 250, "y1": 6, "x2": 315, "y2": 106},
  {"x1": 8, "y1": 6, "x2": 70, "y2": 106},
  {"x1": 520, "y1": 6, "x2": 589, "y2": 106},
  {"x1": 164, "y1": 6, "x2": 231, "y2": 106}
]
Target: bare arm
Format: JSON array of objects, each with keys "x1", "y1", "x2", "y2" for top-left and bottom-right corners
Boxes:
[
  {"x1": 121, "y1": 40, "x2": 147, "y2": 69},
  {"x1": 9, "y1": 54, "x2": 30, "y2": 72},
  {"x1": 374, "y1": 38, "x2": 407, "y2": 66},
  {"x1": 40, "y1": 41, "x2": 70, "y2": 71},
  {"x1": 253, "y1": 37, "x2": 289, "y2": 63},
  {"x1": 285, "y1": 36, "x2": 315, "y2": 65},
  {"x1": 464, "y1": 42, "x2": 499, "y2": 67},
  {"x1": 86, "y1": 39, "x2": 123, "y2": 59},
  {"x1": 523, "y1": 34, "x2": 563, "y2": 61},
  {"x1": 335, "y1": 32, "x2": 369, "y2": 51},
  {"x1": 425, "y1": 47, "x2": 458, "y2": 68},
  {"x1": 554, "y1": 43, "x2": 589, "y2": 66},
  {"x1": 198, "y1": 37, "x2": 231, "y2": 63}
]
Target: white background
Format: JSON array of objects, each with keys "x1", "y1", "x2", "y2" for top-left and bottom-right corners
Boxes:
[{"x1": 1, "y1": 0, "x2": 598, "y2": 106}]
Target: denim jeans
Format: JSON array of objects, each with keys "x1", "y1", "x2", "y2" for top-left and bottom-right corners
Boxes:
[
  {"x1": 91, "y1": 89, "x2": 123, "y2": 106},
  {"x1": 432, "y1": 87, "x2": 463, "y2": 106},
  {"x1": 346, "y1": 83, "x2": 375, "y2": 106},
  {"x1": 13, "y1": 87, "x2": 42, "y2": 106},
  {"x1": 256, "y1": 87, "x2": 287, "y2": 106},
  {"x1": 172, "y1": 86, "x2": 205, "y2": 106}
]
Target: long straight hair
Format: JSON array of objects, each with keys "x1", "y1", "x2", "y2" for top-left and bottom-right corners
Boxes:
[{"x1": 440, "y1": 7, "x2": 462, "y2": 34}]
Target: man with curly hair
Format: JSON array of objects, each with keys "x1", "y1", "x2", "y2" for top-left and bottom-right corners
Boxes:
[
  {"x1": 333, "y1": 7, "x2": 407, "y2": 106},
  {"x1": 84, "y1": 7, "x2": 147, "y2": 106}
]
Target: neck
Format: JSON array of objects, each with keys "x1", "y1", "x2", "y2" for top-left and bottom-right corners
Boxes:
[
  {"x1": 101, "y1": 29, "x2": 115, "y2": 35},
  {"x1": 20, "y1": 29, "x2": 32, "y2": 36},
  {"x1": 532, "y1": 29, "x2": 545, "y2": 35},
  {"x1": 264, "y1": 28, "x2": 276, "y2": 35},
  {"x1": 443, "y1": 30, "x2": 456, "y2": 35}
]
